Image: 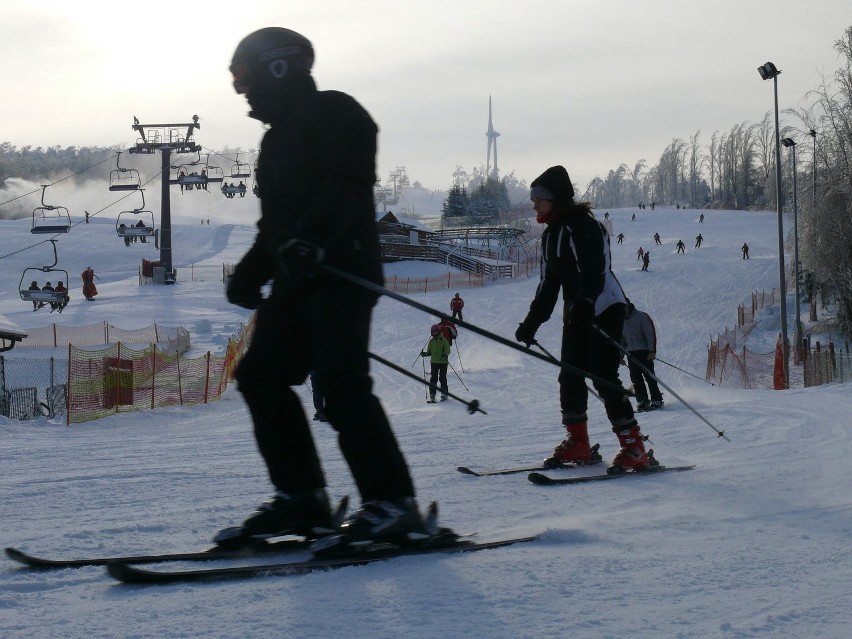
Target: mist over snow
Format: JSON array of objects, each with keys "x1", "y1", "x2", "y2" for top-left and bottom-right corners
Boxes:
[{"x1": 1, "y1": 204, "x2": 851, "y2": 639}]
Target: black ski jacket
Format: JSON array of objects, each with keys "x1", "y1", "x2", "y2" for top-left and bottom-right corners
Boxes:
[
  {"x1": 232, "y1": 76, "x2": 383, "y2": 293},
  {"x1": 523, "y1": 212, "x2": 626, "y2": 329}
]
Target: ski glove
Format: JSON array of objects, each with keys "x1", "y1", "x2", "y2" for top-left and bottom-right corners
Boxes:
[
  {"x1": 278, "y1": 239, "x2": 325, "y2": 280},
  {"x1": 568, "y1": 299, "x2": 595, "y2": 326},
  {"x1": 647, "y1": 351, "x2": 656, "y2": 361},
  {"x1": 515, "y1": 322, "x2": 537, "y2": 346},
  {"x1": 226, "y1": 273, "x2": 262, "y2": 310}
]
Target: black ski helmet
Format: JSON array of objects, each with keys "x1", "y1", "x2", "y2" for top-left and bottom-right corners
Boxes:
[{"x1": 230, "y1": 27, "x2": 314, "y2": 95}]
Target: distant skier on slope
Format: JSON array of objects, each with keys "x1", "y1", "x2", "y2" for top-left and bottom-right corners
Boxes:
[
  {"x1": 421, "y1": 324, "x2": 451, "y2": 402},
  {"x1": 450, "y1": 293, "x2": 464, "y2": 320},
  {"x1": 622, "y1": 301, "x2": 664, "y2": 412}
]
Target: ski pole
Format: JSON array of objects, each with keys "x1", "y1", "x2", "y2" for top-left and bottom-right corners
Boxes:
[
  {"x1": 412, "y1": 339, "x2": 429, "y2": 367},
  {"x1": 533, "y1": 341, "x2": 603, "y2": 403},
  {"x1": 448, "y1": 361, "x2": 469, "y2": 392},
  {"x1": 589, "y1": 323, "x2": 730, "y2": 441},
  {"x1": 454, "y1": 340, "x2": 465, "y2": 373},
  {"x1": 368, "y1": 352, "x2": 485, "y2": 414},
  {"x1": 319, "y1": 265, "x2": 631, "y2": 397},
  {"x1": 421, "y1": 353, "x2": 429, "y2": 401},
  {"x1": 656, "y1": 357, "x2": 715, "y2": 386}
]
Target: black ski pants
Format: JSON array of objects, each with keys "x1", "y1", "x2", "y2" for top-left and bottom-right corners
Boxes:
[
  {"x1": 558, "y1": 303, "x2": 634, "y2": 429},
  {"x1": 235, "y1": 280, "x2": 414, "y2": 501},
  {"x1": 627, "y1": 351, "x2": 663, "y2": 403},
  {"x1": 428, "y1": 363, "x2": 448, "y2": 399}
]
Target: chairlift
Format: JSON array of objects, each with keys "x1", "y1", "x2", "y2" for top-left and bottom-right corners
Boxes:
[
  {"x1": 169, "y1": 151, "x2": 209, "y2": 190},
  {"x1": 18, "y1": 239, "x2": 71, "y2": 313},
  {"x1": 230, "y1": 152, "x2": 251, "y2": 179},
  {"x1": 221, "y1": 181, "x2": 248, "y2": 198},
  {"x1": 204, "y1": 154, "x2": 224, "y2": 183},
  {"x1": 31, "y1": 185, "x2": 71, "y2": 234},
  {"x1": 108, "y1": 151, "x2": 141, "y2": 191},
  {"x1": 116, "y1": 191, "x2": 156, "y2": 244}
]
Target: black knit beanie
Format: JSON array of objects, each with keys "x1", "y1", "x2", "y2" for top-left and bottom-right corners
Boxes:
[{"x1": 530, "y1": 165, "x2": 574, "y2": 202}]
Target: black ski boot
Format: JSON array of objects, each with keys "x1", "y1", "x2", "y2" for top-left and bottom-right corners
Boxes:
[
  {"x1": 311, "y1": 497, "x2": 432, "y2": 556},
  {"x1": 214, "y1": 488, "x2": 336, "y2": 547}
]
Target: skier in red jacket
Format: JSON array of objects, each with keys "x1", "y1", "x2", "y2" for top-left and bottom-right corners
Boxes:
[{"x1": 450, "y1": 293, "x2": 464, "y2": 320}]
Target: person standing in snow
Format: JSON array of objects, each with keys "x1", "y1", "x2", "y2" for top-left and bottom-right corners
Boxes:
[
  {"x1": 514, "y1": 165, "x2": 653, "y2": 472},
  {"x1": 741, "y1": 243, "x2": 749, "y2": 259},
  {"x1": 653, "y1": 232, "x2": 661, "y2": 245},
  {"x1": 81, "y1": 267, "x2": 98, "y2": 301},
  {"x1": 695, "y1": 233, "x2": 703, "y2": 248},
  {"x1": 224, "y1": 27, "x2": 428, "y2": 550},
  {"x1": 616, "y1": 232, "x2": 625, "y2": 244},
  {"x1": 641, "y1": 251, "x2": 650, "y2": 271},
  {"x1": 637, "y1": 246, "x2": 644, "y2": 261},
  {"x1": 421, "y1": 324, "x2": 451, "y2": 402},
  {"x1": 450, "y1": 293, "x2": 464, "y2": 320},
  {"x1": 676, "y1": 239, "x2": 686, "y2": 254},
  {"x1": 436, "y1": 317, "x2": 458, "y2": 346},
  {"x1": 622, "y1": 301, "x2": 664, "y2": 412}
]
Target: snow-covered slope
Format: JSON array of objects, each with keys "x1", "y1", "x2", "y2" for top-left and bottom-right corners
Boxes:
[{"x1": 1, "y1": 205, "x2": 850, "y2": 639}]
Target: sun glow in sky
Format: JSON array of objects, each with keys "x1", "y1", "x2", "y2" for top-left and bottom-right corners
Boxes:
[{"x1": 2, "y1": 0, "x2": 849, "y2": 191}]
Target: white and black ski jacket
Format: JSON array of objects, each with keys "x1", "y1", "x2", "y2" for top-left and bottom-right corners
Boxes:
[{"x1": 523, "y1": 213, "x2": 627, "y2": 329}]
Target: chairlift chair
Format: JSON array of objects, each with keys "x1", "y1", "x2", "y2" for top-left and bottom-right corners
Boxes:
[
  {"x1": 221, "y1": 182, "x2": 248, "y2": 198},
  {"x1": 171, "y1": 151, "x2": 209, "y2": 189},
  {"x1": 30, "y1": 185, "x2": 71, "y2": 234},
  {"x1": 108, "y1": 152, "x2": 142, "y2": 191},
  {"x1": 230, "y1": 152, "x2": 251, "y2": 179},
  {"x1": 18, "y1": 239, "x2": 71, "y2": 312},
  {"x1": 116, "y1": 191, "x2": 156, "y2": 242},
  {"x1": 204, "y1": 155, "x2": 224, "y2": 183}
]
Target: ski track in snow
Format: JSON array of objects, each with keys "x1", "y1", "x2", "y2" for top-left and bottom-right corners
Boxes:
[{"x1": 1, "y1": 206, "x2": 851, "y2": 638}]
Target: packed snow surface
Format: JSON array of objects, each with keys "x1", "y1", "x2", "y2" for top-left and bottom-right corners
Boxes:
[{"x1": 1, "y1": 204, "x2": 850, "y2": 639}]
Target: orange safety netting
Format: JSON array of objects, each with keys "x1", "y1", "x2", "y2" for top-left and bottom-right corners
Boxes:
[{"x1": 65, "y1": 315, "x2": 255, "y2": 424}]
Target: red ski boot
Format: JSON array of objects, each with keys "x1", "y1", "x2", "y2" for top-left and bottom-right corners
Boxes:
[
  {"x1": 608, "y1": 423, "x2": 658, "y2": 474},
  {"x1": 544, "y1": 422, "x2": 601, "y2": 468}
]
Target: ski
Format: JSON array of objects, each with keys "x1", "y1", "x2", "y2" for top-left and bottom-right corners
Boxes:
[
  {"x1": 5, "y1": 537, "x2": 313, "y2": 570},
  {"x1": 106, "y1": 533, "x2": 537, "y2": 585},
  {"x1": 528, "y1": 464, "x2": 695, "y2": 485},
  {"x1": 6, "y1": 496, "x2": 350, "y2": 570},
  {"x1": 457, "y1": 444, "x2": 602, "y2": 476}
]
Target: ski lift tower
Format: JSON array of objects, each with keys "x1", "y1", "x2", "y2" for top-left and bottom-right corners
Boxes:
[{"x1": 128, "y1": 115, "x2": 201, "y2": 284}]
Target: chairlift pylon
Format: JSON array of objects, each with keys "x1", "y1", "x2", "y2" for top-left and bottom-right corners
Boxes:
[{"x1": 31, "y1": 185, "x2": 71, "y2": 234}]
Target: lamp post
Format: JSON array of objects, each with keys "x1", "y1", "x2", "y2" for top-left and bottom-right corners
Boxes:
[
  {"x1": 809, "y1": 128, "x2": 817, "y2": 321},
  {"x1": 757, "y1": 61, "x2": 789, "y2": 387},
  {"x1": 809, "y1": 129, "x2": 817, "y2": 208},
  {"x1": 781, "y1": 137, "x2": 802, "y2": 360}
]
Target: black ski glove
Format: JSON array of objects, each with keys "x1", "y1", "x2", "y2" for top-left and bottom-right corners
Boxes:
[
  {"x1": 278, "y1": 239, "x2": 325, "y2": 280},
  {"x1": 226, "y1": 273, "x2": 262, "y2": 310},
  {"x1": 568, "y1": 299, "x2": 595, "y2": 326},
  {"x1": 515, "y1": 322, "x2": 537, "y2": 346}
]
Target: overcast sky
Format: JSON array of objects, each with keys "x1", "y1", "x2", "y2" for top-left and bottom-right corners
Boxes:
[{"x1": 2, "y1": 0, "x2": 848, "y2": 192}]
